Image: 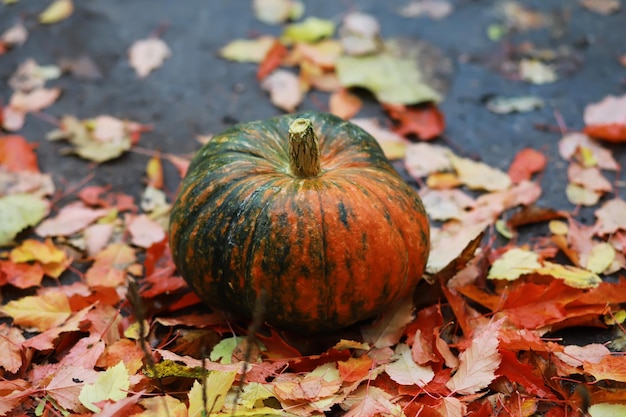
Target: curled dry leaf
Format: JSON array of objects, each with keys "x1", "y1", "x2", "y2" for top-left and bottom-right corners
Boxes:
[
  {"x1": 128, "y1": 37, "x2": 171, "y2": 78},
  {"x1": 261, "y1": 69, "x2": 304, "y2": 112}
]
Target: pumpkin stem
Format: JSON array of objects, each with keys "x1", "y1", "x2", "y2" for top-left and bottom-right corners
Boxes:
[{"x1": 289, "y1": 118, "x2": 321, "y2": 178}]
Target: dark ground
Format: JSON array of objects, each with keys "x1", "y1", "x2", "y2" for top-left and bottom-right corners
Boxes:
[{"x1": 1, "y1": 0, "x2": 625, "y2": 345}]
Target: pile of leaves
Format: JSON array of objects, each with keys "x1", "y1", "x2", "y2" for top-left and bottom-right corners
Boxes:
[{"x1": 2, "y1": 1, "x2": 626, "y2": 416}]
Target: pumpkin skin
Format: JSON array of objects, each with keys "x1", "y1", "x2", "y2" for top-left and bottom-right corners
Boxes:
[{"x1": 169, "y1": 112, "x2": 430, "y2": 333}]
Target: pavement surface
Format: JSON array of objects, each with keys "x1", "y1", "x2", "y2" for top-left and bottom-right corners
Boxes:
[{"x1": 1, "y1": 0, "x2": 625, "y2": 344}]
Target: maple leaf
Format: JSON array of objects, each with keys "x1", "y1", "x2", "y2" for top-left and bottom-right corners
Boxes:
[
  {"x1": 187, "y1": 371, "x2": 237, "y2": 417},
  {"x1": 58, "y1": 333, "x2": 106, "y2": 369},
  {"x1": 0, "y1": 260, "x2": 45, "y2": 288},
  {"x1": 79, "y1": 361, "x2": 130, "y2": 412},
  {"x1": 10, "y1": 238, "x2": 65, "y2": 264},
  {"x1": 361, "y1": 295, "x2": 415, "y2": 348},
  {"x1": 385, "y1": 343, "x2": 435, "y2": 386},
  {"x1": 1, "y1": 290, "x2": 71, "y2": 332},
  {"x1": 0, "y1": 323, "x2": 25, "y2": 373},
  {"x1": 446, "y1": 319, "x2": 503, "y2": 395},
  {"x1": 22, "y1": 304, "x2": 93, "y2": 351},
  {"x1": 128, "y1": 37, "x2": 171, "y2": 78}
]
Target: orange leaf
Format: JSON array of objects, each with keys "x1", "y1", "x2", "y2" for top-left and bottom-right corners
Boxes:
[
  {"x1": 383, "y1": 103, "x2": 445, "y2": 140},
  {"x1": 0, "y1": 260, "x2": 45, "y2": 289},
  {"x1": 100, "y1": 338, "x2": 145, "y2": 374},
  {"x1": 0, "y1": 135, "x2": 39, "y2": 172},
  {"x1": 329, "y1": 88, "x2": 362, "y2": 119},
  {"x1": 584, "y1": 123, "x2": 626, "y2": 142},
  {"x1": 257, "y1": 39, "x2": 288, "y2": 81},
  {"x1": 508, "y1": 148, "x2": 547, "y2": 183},
  {"x1": 338, "y1": 355, "x2": 373, "y2": 382},
  {"x1": 0, "y1": 323, "x2": 25, "y2": 373},
  {"x1": 0, "y1": 290, "x2": 71, "y2": 332},
  {"x1": 85, "y1": 243, "x2": 136, "y2": 287}
]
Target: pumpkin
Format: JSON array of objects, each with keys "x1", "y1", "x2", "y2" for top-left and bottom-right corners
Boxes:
[{"x1": 169, "y1": 112, "x2": 430, "y2": 333}]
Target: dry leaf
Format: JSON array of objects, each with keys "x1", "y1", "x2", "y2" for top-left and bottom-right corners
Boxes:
[
  {"x1": 350, "y1": 118, "x2": 407, "y2": 160},
  {"x1": 0, "y1": 290, "x2": 71, "y2": 332},
  {"x1": 449, "y1": 154, "x2": 512, "y2": 191},
  {"x1": 339, "y1": 12, "x2": 381, "y2": 56},
  {"x1": 581, "y1": 0, "x2": 621, "y2": 15},
  {"x1": 329, "y1": 89, "x2": 362, "y2": 119},
  {"x1": 9, "y1": 87, "x2": 61, "y2": 112},
  {"x1": 446, "y1": 319, "x2": 503, "y2": 394},
  {"x1": 219, "y1": 36, "x2": 277, "y2": 63},
  {"x1": 128, "y1": 37, "x2": 171, "y2": 78},
  {"x1": 488, "y1": 248, "x2": 541, "y2": 281},
  {"x1": 519, "y1": 59, "x2": 557, "y2": 84},
  {"x1": 1, "y1": 22, "x2": 28, "y2": 47},
  {"x1": 361, "y1": 296, "x2": 415, "y2": 348},
  {"x1": 595, "y1": 198, "x2": 626, "y2": 235},
  {"x1": 399, "y1": 0, "x2": 453, "y2": 20},
  {"x1": 261, "y1": 70, "x2": 304, "y2": 112},
  {"x1": 385, "y1": 343, "x2": 434, "y2": 386}
]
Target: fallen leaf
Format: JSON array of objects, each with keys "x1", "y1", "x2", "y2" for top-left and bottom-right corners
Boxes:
[
  {"x1": 384, "y1": 103, "x2": 445, "y2": 140},
  {"x1": 329, "y1": 89, "x2": 362, "y2": 119},
  {"x1": 187, "y1": 371, "x2": 237, "y2": 417},
  {"x1": 519, "y1": 59, "x2": 557, "y2": 84},
  {"x1": 399, "y1": 0, "x2": 453, "y2": 19},
  {"x1": 499, "y1": 1, "x2": 547, "y2": 31},
  {"x1": 137, "y1": 395, "x2": 187, "y2": 417},
  {"x1": 338, "y1": 12, "x2": 381, "y2": 56},
  {"x1": 9, "y1": 87, "x2": 62, "y2": 112},
  {"x1": 281, "y1": 17, "x2": 335, "y2": 44},
  {"x1": 420, "y1": 189, "x2": 475, "y2": 221},
  {"x1": 79, "y1": 361, "x2": 130, "y2": 412},
  {"x1": 127, "y1": 214, "x2": 166, "y2": 248},
  {"x1": 581, "y1": 0, "x2": 621, "y2": 15},
  {"x1": 589, "y1": 403, "x2": 626, "y2": 417},
  {"x1": 0, "y1": 290, "x2": 71, "y2": 332},
  {"x1": 219, "y1": 36, "x2": 277, "y2": 63},
  {"x1": 565, "y1": 183, "x2": 601, "y2": 206},
  {"x1": 257, "y1": 39, "x2": 289, "y2": 80},
  {"x1": 0, "y1": 21, "x2": 28, "y2": 47},
  {"x1": 128, "y1": 37, "x2": 171, "y2": 78},
  {"x1": 0, "y1": 135, "x2": 39, "y2": 172},
  {"x1": 567, "y1": 163, "x2": 612, "y2": 192},
  {"x1": 488, "y1": 248, "x2": 541, "y2": 281},
  {"x1": 583, "y1": 94, "x2": 626, "y2": 142},
  {"x1": 404, "y1": 142, "x2": 452, "y2": 178},
  {"x1": 446, "y1": 319, "x2": 503, "y2": 395},
  {"x1": 537, "y1": 262, "x2": 602, "y2": 289},
  {"x1": 10, "y1": 238, "x2": 65, "y2": 264},
  {"x1": 338, "y1": 355, "x2": 374, "y2": 383},
  {"x1": 555, "y1": 343, "x2": 610, "y2": 367},
  {"x1": 0, "y1": 323, "x2": 25, "y2": 373},
  {"x1": 595, "y1": 198, "x2": 626, "y2": 235},
  {"x1": 38, "y1": 0, "x2": 73, "y2": 24},
  {"x1": 342, "y1": 385, "x2": 405, "y2": 417},
  {"x1": 0, "y1": 193, "x2": 49, "y2": 246},
  {"x1": 58, "y1": 55, "x2": 103, "y2": 80},
  {"x1": 261, "y1": 70, "x2": 304, "y2": 112},
  {"x1": 385, "y1": 343, "x2": 434, "y2": 386},
  {"x1": 508, "y1": 148, "x2": 547, "y2": 183},
  {"x1": 558, "y1": 132, "x2": 618, "y2": 170},
  {"x1": 337, "y1": 42, "x2": 442, "y2": 105},
  {"x1": 45, "y1": 365, "x2": 100, "y2": 411},
  {"x1": 350, "y1": 118, "x2": 408, "y2": 160},
  {"x1": 35, "y1": 201, "x2": 109, "y2": 237},
  {"x1": 252, "y1": 0, "x2": 303, "y2": 25},
  {"x1": 85, "y1": 243, "x2": 136, "y2": 287},
  {"x1": 449, "y1": 154, "x2": 512, "y2": 191},
  {"x1": 486, "y1": 95, "x2": 544, "y2": 114},
  {"x1": 439, "y1": 396, "x2": 466, "y2": 417},
  {"x1": 361, "y1": 296, "x2": 415, "y2": 348}
]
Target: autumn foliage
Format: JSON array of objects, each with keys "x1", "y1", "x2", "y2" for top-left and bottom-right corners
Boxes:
[{"x1": 2, "y1": 1, "x2": 626, "y2": 417}]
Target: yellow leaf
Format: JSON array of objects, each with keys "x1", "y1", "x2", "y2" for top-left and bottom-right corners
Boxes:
[
  {"x1": 585, "y1": 242, "x2": 615, "y2": 274},
  {"x1": 78, "y1": 361, "x2": 130, "y2": 412},
  {"x1": 219, "y1": 36, "x2": 276, "y2": 63},
  {"x1": 449, "y1": 154, "x2": 511, "y2": 191},
  {"x1": 187, "y1": 371, "x2": 237, "y2": 417},
  {"x1": 10, "y1": 238, "x2": 66, "y2": 264},
  {"x1": 488, "y1": 248, "x2": 541, "y2": 281},
  {"x1": 136, "y1": 395, "x2": 187, "y2": 417},
  {"x1": 536, "y1": 262, "x2": 602, "y2": 289},
  {"x1": 39, "y1": 0, "x2": 73, "y2": 24},
  {"x1": 123, "y1": 320, "x2": 149, "y2": 340},
  {"x1": 589, "y1": 403, "x2": 626, "y2": 417},
  {"x1": 566, "y1": 183, "x2": 601, "y2": 206},
  {"x1": 548, "y1": 220, "x2": 568, "y2": 235},
  {"x1": 0, "y1": 290, "x2": 71, "y2": 332},
  {"x1": 238, "y1": 382, "x2": 274, "y2": 409}
]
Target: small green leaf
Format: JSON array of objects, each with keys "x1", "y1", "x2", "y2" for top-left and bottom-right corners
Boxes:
[
  {"x1": 281, "y1": 17, "x2": 335, "y2": 44},
  {"x1": 0, "y1": 194, "x2": 48, "y2": 246},
  {"x1": 209, "y1": 336, "x2": 243, "y2": 364}
]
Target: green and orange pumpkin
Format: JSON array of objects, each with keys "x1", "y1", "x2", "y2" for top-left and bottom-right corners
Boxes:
[{"x1": 169, "y1": 112, "x2": 430, "y2": 333}]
